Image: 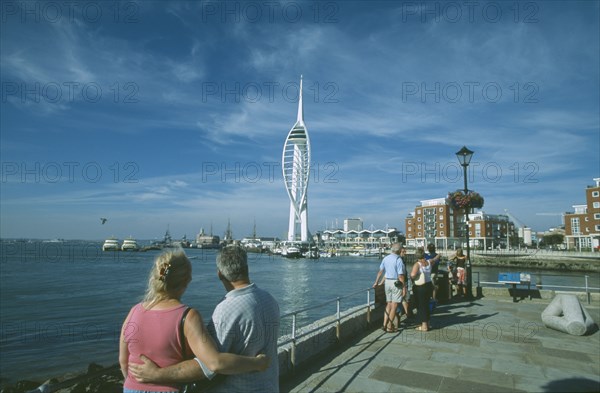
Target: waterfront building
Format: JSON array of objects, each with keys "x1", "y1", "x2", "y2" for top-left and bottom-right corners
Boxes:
[
  {"x1": 405, "y1": 197, "x2": 517, "y2": 250},
  {"x1": 564, "y1": 178, "x2": 600, "y2": 251},
  {"x1": 195, "y1": 227, "x2": 220, "y2": 248},
  {"x1": 320, "y1": 227, "x2": 401, "y2": 250},
  {"x1": 282, "y1": 76, "x2": 311, "y2": 242},
  {"x1": 344, "y1": 218, "x2": 363, "y2": 231}
]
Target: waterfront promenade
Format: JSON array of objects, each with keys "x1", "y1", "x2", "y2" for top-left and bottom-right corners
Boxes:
[{"x1": 280, "y1": 296, "x2": 600, "y2": 392}]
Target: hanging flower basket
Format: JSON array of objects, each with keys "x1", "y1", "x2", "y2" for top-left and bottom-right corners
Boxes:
[{"x1": 447, "y1": 190, "x2": 484, "y2": 210}]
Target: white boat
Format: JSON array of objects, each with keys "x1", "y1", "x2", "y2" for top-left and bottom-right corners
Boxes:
[
  {"x1": 121, "y1": 237, "x2": 139, "y2": 251},
  {"x1": 102, "y1": 237, "x2": 120, "y2": 251}
]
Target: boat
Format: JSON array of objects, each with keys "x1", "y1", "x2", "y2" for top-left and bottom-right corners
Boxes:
[
  {"x1": 281, "y1": 242, "x2": 302, "y2": 258},
  {"x1": 102, "y1": 237, "x2": 120, "y2": 251},
  {"x1": 282, "y1": 246, "x2": 302, "y2": 258},
  {"x1": 121, "y1": 237, "x2": 139, "y2": 251}
]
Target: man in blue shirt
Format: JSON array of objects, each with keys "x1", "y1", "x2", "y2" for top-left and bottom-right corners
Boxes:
[{"x1": 373, "y1": 243, "x2": 406, "y2": 332}]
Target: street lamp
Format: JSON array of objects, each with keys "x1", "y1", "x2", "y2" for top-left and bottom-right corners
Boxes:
[{"x1": 456, "y1": 146, "x2": 474, "y2": 299}]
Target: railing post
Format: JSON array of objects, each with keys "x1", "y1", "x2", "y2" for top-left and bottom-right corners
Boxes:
[
  {"x1": 367, "y1": 289, "x2": 371, "y2": 325},
  {"x1": 291, "y1": 313, "x2": 297, "y2": 370},
  {"x1": 336, "y1": 297, "x2": 341, "y2": 342},
  {"x1": 585, "y1": 275, "x2": 590, "y2": 304}
]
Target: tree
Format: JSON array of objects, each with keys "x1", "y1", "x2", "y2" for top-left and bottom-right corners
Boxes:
[{"x1": 540, "y1": 233, "x2": 564, "y2": 248}]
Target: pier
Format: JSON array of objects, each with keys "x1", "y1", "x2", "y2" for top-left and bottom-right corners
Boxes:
[{"x1": 279, "y1": 290, "x2": 600, "y2": 392}]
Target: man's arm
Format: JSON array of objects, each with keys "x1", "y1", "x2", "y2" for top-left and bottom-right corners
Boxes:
[
  {"x1": 373, "y1": 270, "x2": 383, "y2": 287},
  {"x1": 129, "y1": 355, "x2": 205, "y2": 384}
]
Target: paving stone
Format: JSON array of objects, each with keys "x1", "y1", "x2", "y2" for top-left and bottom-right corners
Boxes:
[{"x1": 370, "y1": 366, "x2": 443, "y2": 391}]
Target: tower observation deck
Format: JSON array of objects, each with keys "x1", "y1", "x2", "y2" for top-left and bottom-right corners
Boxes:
[{"x1": 282, "y1": 76, "x2": 311, "y2": 242}]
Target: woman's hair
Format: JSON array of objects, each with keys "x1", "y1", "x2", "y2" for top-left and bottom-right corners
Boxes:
[
  {"x1": 143, "y1": 250, "x2": 192, "y2": 309},
  {"x1": 456, "y1": 248, "x2": 464, "y2": 257},
  {"x1": 415, "y1": 247, "x2": 425, "y2": 259}
]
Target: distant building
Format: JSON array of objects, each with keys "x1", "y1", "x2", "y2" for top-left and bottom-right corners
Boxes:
[
  {"x1": 564, "y1": 178, "x2": 600, "y2": 251},
  {"x1": 344, "y1": 218, "x2": 363, "y2": 231},
  {"x1": 405, "y1": 197, "x2": 517, "y2": 250},
  {"x1": 196, "y1": 228, "x2": 220, "y2": 248},
  {"x1": 321, "y1": 227, "x2": 401, "y2": 249}
]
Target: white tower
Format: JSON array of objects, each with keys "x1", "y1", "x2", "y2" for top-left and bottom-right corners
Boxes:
[{"x1": 282, "y1": 76, "x2": 311, "y2": 242}]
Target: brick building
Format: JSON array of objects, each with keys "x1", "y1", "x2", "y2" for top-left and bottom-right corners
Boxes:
[
  {"x1": 405, "y1": 197, "x2": 517, "y2": 250},
  {"x1": 564, "y1": 178, "x2": 600, "y2": 251}
]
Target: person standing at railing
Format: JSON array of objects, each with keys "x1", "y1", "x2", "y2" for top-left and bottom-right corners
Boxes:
[
  {"x1": 373, "y1": 243, "x2": 407, "y2": 333},
  {"x1": 425, "y1": 244, "x2": 442, "y2": 302},
  {"x1": 129, "y1": 246, "x2": 280, "y2": 393},
  {"x1": 410, "y1": 247, "x2": 434, "y2": 332},
  {"x1": 450, "y1": 248, "x2": 467, "y2": 298}
]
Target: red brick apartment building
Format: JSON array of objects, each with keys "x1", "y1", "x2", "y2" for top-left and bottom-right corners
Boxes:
[
  {"x1": 405, "y1": 197, "x2": 516, "y2": 251},
  {"x1": 564, "y1": 178, "x2": 600, "y2": 251}
]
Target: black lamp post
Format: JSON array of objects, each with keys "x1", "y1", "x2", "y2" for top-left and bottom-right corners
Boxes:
[{"x1": 456, "y1": 146, "x2": 474, "y2": 299}]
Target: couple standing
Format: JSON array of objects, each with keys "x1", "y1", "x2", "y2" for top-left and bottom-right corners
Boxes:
[
  {"x1": 119, "y1": 246, "x2": 280, "y2": 393},
  {"x1": 373, "y1": 243, "x2": 436, "y2": 332}
]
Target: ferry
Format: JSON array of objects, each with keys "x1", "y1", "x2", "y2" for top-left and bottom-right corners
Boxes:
[
  {"x1": 121, "y1": 237, "x2": 139, "y2": 251},
  {"x1": 102, "y1": 237, "x2": 120, "y2": 251}
]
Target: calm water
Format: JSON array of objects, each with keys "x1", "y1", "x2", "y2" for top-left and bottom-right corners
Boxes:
[{"x1": 0, "y1": 240, "x2": 598, "y2": 383}]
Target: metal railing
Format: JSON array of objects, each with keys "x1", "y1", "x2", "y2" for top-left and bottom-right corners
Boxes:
[
  {"x1": 278, "y1": 287, "x2": 377, "y2": 369},
  {"x1": 474, "y1": 272, "x2": 600, "y2": 304}
]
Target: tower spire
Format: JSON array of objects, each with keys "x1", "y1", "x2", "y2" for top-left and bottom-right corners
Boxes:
[{"x1": 297, "y1": 75, "x2": 304, "y2": 123}]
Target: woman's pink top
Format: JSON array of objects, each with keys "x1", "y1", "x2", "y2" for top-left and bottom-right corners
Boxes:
[{"x1": 123, "y1": 303, "x2": 188, "y2": 392}]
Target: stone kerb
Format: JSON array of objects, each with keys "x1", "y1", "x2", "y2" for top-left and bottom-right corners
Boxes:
[{"x1": 277, "y1": 303, "x2": 384, "y2": 379}]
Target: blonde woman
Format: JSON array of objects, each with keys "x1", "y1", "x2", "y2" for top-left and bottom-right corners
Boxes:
[
  {"x1": 450, "y1": 248, "x2": 467, "y2": 297},
  {"x1": 119, "y1": 250, "x2": 268, "y2": 393},
  {"x1": 410, "y1": 247, "x2": 433, "y2": 332}
]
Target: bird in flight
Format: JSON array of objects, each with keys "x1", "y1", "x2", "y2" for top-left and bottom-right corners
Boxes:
[{"x1": 100, "y1": 218, "x2": 107, "y2": 225}]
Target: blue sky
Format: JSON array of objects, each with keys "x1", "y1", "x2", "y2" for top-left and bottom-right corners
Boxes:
[{"x1": 1, "y1": 0, "x2": 599, "y2": 241}]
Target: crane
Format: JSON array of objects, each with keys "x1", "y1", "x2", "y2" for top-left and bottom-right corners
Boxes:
[{"x1": 504, "y1": 209, "x2": 531, "y2": 248}]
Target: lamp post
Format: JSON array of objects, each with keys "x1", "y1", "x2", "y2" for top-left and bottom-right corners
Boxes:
[{"x1": 456, "y1": 146, "x2": 474, "y2": 299}]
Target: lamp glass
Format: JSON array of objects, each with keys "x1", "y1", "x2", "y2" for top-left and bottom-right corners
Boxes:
[{"x1": 456, "y1": 146, "x2": 474, "y2": 166}]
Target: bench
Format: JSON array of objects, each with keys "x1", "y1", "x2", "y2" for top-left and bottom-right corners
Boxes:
[{"x1": 498, "y1": 272, "x2": 534, "y2": 302}]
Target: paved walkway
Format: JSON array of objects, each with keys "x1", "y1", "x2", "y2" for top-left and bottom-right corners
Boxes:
[{"x1": 281, "y1": 297, "x2": 600, "y2": 392}]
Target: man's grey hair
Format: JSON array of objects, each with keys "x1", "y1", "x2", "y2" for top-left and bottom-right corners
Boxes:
[
  {"x1": 217, "y1": 246, "x2": 249, "y2": 282},
  {"x1": 391, "y1": 243, "x2": 402, "y2": 253}
]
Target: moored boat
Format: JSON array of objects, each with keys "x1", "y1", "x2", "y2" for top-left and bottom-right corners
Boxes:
[
  {"x1": 102, "y1": 237, "x2": 120, "y2": 251},
  {"x1": 121, "y1": 237, "x2": 139, "y2": 251}
]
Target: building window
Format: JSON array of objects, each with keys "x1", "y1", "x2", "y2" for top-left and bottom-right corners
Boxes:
[
  {"x1": 418, "y1": 217, "x2": 421, "y2": 222},
  {"x1": 439, "y1": 215, "x2": 444, "y2": 221},
  {"x1": 595, "y1": 213, "x2": 600, "y2": 220},
  {"x1": 440, "y1": 223, "x2": 444, "y2": 228},
  {"x1": 571, "y1": 218, "x2": 580, "y2": 235},
  {"x1": 594, "y1": 202, "x2": 600, "y2": 208},
  {"x1": 593, "y1": 191, "x2": 599, "y2": 197},
  {"x1": 439, "y1": 207, "x2": 444, "y2": 212},
  {"x1": 418, "y1": 225, "x2": 422, "y2": 229},
  {"x1": 408, "y1": 220, "x2": 412, "y2": 225},
  {"x1": 439, "y1": 232, "x2": 444, "y2": 236},
  {"x1": 596, "y1": 225, "x2": 600, "y2": 231},
  {"x1": 418, "y1": 232, "x2": 422, "y2": 236}
]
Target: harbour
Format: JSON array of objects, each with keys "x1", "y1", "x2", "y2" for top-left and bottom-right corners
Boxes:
[{"x1": 1, "y1": 240, "x2": 599, "y2": 387}]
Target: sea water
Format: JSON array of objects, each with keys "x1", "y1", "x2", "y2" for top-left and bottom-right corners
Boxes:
[{"x1": 0, "y1": 240, "x2": 598, "y2": 383}]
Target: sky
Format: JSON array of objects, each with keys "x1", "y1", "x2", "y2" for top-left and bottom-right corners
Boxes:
[{"x1": 1, "y1": 0, "x2": 599, "y2": 241}]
